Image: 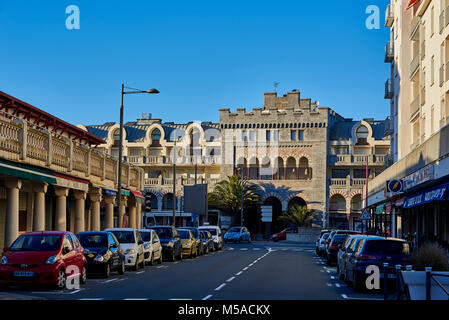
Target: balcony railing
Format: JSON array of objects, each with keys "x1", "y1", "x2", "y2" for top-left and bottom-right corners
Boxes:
[
  {"x1": 410, "y1": 15, "x2": 420, "y2": 39},
  {"x1": 385, "y1": 79, "x2": 393, "y2": 99},
  {"x1": 420, "y1": 87, "x2": 426, "y2": 106},
  {"x1": 329, "y1": 154, "x2": 387, "y2": 166},
  {"x1": 144, "y1": 177, "x2": 218, "y2": 189},
  {"x1": 441, "y1": 65, "x2": 445, "y2": 87},
  {"x1": 410, "y1": 53, "x2": 420, "y2": 79},
  {"x1": 127, "y1": 155, "x2": 221, "y2": 166},
  {"x1": 410, "y1": 140, "x2": 420, "y2": 151},
  {"x1": 385, "y1": 41, "x2": 394, "y2": 63},
  {"x1": 384, "y1": 117, "x2": 394, "y2": 135},
  {"x1": 440, "y1": 10, "x2": 445, "y2": 34},
  {"x1": 420, "y1": 40, "x2": 425, "y2": 60},
  {"x1": 446, "y1": 61, "x2": 449, "y2": 83},
  {"x1": 385, "y1": 4, "x2": 394, "y2": 27},
  {"x1": 410, "y1": 94, "x2": 420, "y2": 118},
  {"x1": 330, "y1": 178, "x2": 369, "y2": 188},
  {"x1": 0, "y1": 110, "x2": 143, "y2": 190},
  {"x1": 446, "y1": 5, "x2": 449, "y2": 27}
]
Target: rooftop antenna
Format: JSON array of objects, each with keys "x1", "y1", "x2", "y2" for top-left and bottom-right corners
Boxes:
[{"x1": 273, "y1": 82, "x2": 280, "y2": 94}]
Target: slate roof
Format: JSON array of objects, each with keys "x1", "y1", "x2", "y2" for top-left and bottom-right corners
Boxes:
[{"x1": 329, "y1": 120, "x2": 387, "y2": 140}]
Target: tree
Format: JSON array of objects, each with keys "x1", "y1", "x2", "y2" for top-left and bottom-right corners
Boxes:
[
  {"x1": 278, "y1": 204, "x2": 317, "y2": 228},
  {"x1": 208, "y1": 175, "x2": 261, "y2": 226}
]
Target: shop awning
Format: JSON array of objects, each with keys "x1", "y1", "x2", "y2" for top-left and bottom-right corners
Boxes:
[
  {"x1": 103, "y1": 189, "x2": 117, "y2": 197},
  {"x1": 0, "y1": 159, "x2": 56, "y2": 184},
  {"x1": 131, "y1": 190, "x2": 144, "y2": 198},
  {"x1": 53, "y1": 173, "x2": 89, "y2": 192},
  {"x1": 376, "y1": 203, "x2": 387, "y2": 215},
  {"x1": 120, "y1": 189, "x2": 130, "y2": 196},
  {"x1": 403, "y1": 184, "x2": 448, "y2": 209}
]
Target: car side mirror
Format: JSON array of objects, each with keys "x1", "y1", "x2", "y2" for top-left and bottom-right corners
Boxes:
[
  {"x1": 138, "y1": 240, "x2": 144, "y2": 245},
  {"x1": 62, "y1": 246, "x2": 71, "y2": 254},
  {"x1": 110, "y1": 243, "x2": 118, "y2": 249}
]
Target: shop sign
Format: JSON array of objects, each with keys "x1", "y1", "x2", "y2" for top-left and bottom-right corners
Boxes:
[
  {"x1": 403, "y1": 165, "x2": 434, "y2": 191},
  {"x1": 403, "y1": 185, "x2": 448, "y2": 209}
]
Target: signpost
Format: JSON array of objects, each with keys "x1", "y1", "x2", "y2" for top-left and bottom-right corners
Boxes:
[{"x1": 261, "y1": 206, "x2": 273, "y2": 240}]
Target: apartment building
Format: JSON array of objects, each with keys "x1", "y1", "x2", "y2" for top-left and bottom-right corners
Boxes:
[
  {"x1": 366, "y1": 0, "x2": 449, "y2": 249},
  {"x1": 81, "y1": 116, "x2": 222, "y2": 226}
]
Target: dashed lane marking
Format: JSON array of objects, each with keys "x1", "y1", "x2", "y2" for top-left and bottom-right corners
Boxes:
[
  {"x1": 236, "y1": 271, "x2": 243, "y2": 276},
  {"x1": 125, "y1": 298, "x2": 150, "y2": 300},
  {"x1": 215, "y1": 284, "x2": 226, "y2": 291},
  {"x1": 202, "y1": 295, "x2": 213, "y2": 300},
  {"x1": 226, "y1": 276, "x2": 235, "y2": 282},
  {"x1": 169, "y1": 298, "x2": 192, "y2": 300},
  {"x1": 79, "y1": 298, "x2": 104, "y2": 300},
  {"x1": 341, "y1": 294, "x2": 383, "y2": 301},
  {"x1": 136, "y1": 271, "x2": 145, "y2": 274}
]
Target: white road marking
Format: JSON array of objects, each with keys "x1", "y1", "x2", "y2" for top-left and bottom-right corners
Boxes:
[
  {"x1": 320, "y1": 270, "x2": 325, "y2": 272},
  {"x1": 125, "y1": 298, "x2": 149, "y2": 300},
  {"x1": 341, "y1": 294, "x2": 383, "y2": 301},
  {"x1": 136, "y1": 271, "x2": 145, "y2": 274},
  {"x1": 103, "y1": 278, "x2": 118, "y2": 283},
  {"x1": 202, "y1": 295, "x2": 213, "y2": 300},
  {"x1": 169, "y1": 298, "x2": 192, "y2": 300},
  {"x1": 243, "y1": 267, "x2": 248, "y2": 271},
  {"x1": 236, "y1": 271, "x2": 243, "y2": 276},
  {"x1": 331, "y1": 276, "x2": 335, "y2": 279},
  {"x1": 79, "y1": 298, "x2": 104, "y2": 300},
  {"x1": 335, "y1": 283, "x2": 341, "y2": 288},
  {"x1": 240, "y1": 248, "x2": 248, "y2": 251},
  {"x1": 157, "y1": 266, "x2": 168, "y2": 269},
  {"x1": 327, "y1": 283, "x2": 333, "y2": 287},
  {"x1": 253, "y1": 248, "x2": 260, "y2": 251},
  {"x1": 68, "y1": 289, "x2": 81, "y2": 295},
  {"x1": 115, "y1": 278, "x2": 128, "y2": 282},
  {"x1": 248, "y1": 263, "x2": 254, "y2": 267},
  {"x1": 226, "y1": 276, "x2": 235, "y2": 282},
  {"x1": 215, "y1": 283, "x2": 226, "y2": 291}
]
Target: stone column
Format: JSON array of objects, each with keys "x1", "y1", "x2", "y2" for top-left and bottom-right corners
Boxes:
[
  {"x1": 32, "y1": 182, "x2": 48, "y2": 231},
  {"x1": 4, "y1": 178, "x2": 22, "y2": 247},
  {"x1": 89, "y1": 188, "x2": 102, "y2": 231},
  {"x1": 136, "y1": 201, "x2": 142, "y2": 229},
  {"x1": 104, "y1": 196, "x2": 115, "y2": 230},
  {"x1": 119, "y1": 196, "x2": 127, "y2": 228},
  {"x1": 128, "y1": 197, "x2": 137, "y2": 229},
  {"x1": 26, "y1": 192, "x2": 34, "y2": 232},
  {"x1": 54, "y1": 187, "x2": 69, "y2": 231},
  {"x1": 157, "y1": 196, "x2": 163, "y2": 211},
  {"x1": 73, "y1": 190, "x2": 87, "y2": 234}
]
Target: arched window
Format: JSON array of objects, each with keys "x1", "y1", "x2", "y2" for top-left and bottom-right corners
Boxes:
[
  {"x1": 151, "y1": 128, "x2": 161, "y2": 146},
  {"x1": 355, "y1": 125, "x2": 369, "y2": 145}
]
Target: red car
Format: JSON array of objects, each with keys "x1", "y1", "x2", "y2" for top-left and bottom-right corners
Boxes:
[
  {"x1": 271, "y1": 228, "x2": 298, "y2": 242},
  {"x1": 0, "y1": 231, "x2": 87, "y2": 289}
]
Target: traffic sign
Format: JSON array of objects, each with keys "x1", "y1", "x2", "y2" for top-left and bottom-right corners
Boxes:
[
  {"x1": 360, "y1": 209, "x2": 372, "y2": 220},
  {"x1": 386, "y1": 179, "x2": 403, "y2": 193}
]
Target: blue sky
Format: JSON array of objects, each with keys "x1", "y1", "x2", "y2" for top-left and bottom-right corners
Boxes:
[{"x1": 0, "y1": 0, "x2": 390, "y2": 125}]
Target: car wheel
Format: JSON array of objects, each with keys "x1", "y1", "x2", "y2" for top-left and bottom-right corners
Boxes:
[
  {"x1": 132, "y1": 257, "x2": 139, "y2": 271},
  {"x1": 56, "y1": 268, "x2": 66, "y2": 289},
  {"x1": 179, "y1": 250, "x2": 183, "y2": 260},
  {"x1": 139, "y1": 256, "x2": 145, "y2": 269},
  {"x1": 148, "y1": 254, "x2": 154, "y2": 266},
  {"x1": 171, "y1": 250, "x2": 176, "y2": 262},
  {"x1": 118, "y1": 260, "x2": 125, "y2": 275},
  {"x1": 103, "y1": 263, "x2": 111, "y2": 278},
  {"x1": 158, "y1": 254, "x2": 163, "y2": 264},
  {"x1": 80, "y1": 265, "x2": 87, "y2": 285}
]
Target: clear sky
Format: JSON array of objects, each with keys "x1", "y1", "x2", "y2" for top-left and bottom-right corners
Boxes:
[{"x1": 0, "y1": 0, "x2": 390, "y2": 126}]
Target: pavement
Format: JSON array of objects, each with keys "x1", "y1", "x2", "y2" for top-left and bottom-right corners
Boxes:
[{"x1": 0, "y1": 241, "x2": 391, "y2": 300}]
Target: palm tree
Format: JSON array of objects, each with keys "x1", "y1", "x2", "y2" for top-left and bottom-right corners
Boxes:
[
  {"x1": 278, "y1": 204, "x2": 317, "y2": 228},
  {"x1": 208, "y1": 175, "x2": 261, "y2": 226}
]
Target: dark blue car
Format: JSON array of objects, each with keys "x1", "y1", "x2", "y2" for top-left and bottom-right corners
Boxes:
[{"x1": 345, "y1": 237, "x2": 412, "y2": 291}]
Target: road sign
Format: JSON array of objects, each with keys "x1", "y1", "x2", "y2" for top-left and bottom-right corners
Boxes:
[
  {"x1": 386, "y1": 179, "x2": 403, "y2": 193},
  {"x1": 261, "y1": 206, "x2": 272, "y2": 222},
  {"x1": 360, "y1": 209, "x2": 372, "y2": 220}
]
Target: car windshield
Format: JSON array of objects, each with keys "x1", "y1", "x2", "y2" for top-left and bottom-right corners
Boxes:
[
  {"x1": 110, "y1": 231, "x2": 135, "y2": 244},
  {"x1": 151, "y1": 228, "x2": 173, "y2": 239},
  {"x1": 139, "y1": 232, "x2": 151, "y2": 242},
  {"x1": 78, "y1": 234, "x2": 108, "y2": 248},
  {"x1": 364, "y1": 240, "x2": 410, "y2": 255},
  {"x1": 321, "y1": 233, "x2": 329, "y2": 240},
  {"x1": 188, "y1": 229, "x2": 199, "y2": 238},
  {"x1": 201, "y1": 228, "x2": 217, "y2": 235},
  {"x1": 178, "y1": 230, "x2": 191, "y2": 240},
  {"x1": 228, "y1": 227, "x2": 241, "y2": 233},
  {"x1": 10, "y1": 234, "x2": 61, "y2": 251},
  {"x1": 201, "y1": 232, "x2": 209, "y2": 239},
  {"x1": 331, "y1": 234, "x2": 349, "y2": 244}
]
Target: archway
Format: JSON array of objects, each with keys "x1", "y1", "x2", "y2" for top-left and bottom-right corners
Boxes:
[
  {"x1": 287, "y1": 196, "x2": 307, "y2": 210},
  {"x1": 286, "y1": 157, "x2": 296, "y2": 180},
  {"x1": 329, "y1": 194, "x2": 347, "y2": 229},
  {"x1": 263, "y1": 197, "x2": 284, "y2": 234},
  {"x1": 162, "y1": 193, "x2": 177, "y2": 210}
]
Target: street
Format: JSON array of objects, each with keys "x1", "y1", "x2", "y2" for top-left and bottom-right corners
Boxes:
[{"x1": 1, "y1": 242, "x2": 387, "y2": 300}]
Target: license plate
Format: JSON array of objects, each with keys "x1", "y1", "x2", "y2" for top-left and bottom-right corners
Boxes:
[{"x1": 13, "y1": 271, "x2": 34, "y2": 277}]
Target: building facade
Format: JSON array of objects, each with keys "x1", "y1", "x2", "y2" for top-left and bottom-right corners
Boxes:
[
  {"x1": 0, "y1": 91, "x2": 145, "y2": 249},
  {"x1": 219, "y1": 90, "x2": 390, "y2": 232},
  {"x1": 366, "y1": 0, "x2": 449, "y2": 250},
  {"x1": 81, "y1": 116, "x2": 222, "y2": 226}
]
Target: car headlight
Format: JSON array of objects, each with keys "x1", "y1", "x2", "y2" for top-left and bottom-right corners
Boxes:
[
  {"x1": 163, "y1": 241, "x2": 173, "y2": 247},
  {"x1": 144, "y1": 243, "x2": 151, "y2": 249},
  {"x1": 125, "y1": 249, "x2": 136, "y2": 255},
  {"x1": 44, "y1": 255, "x2": 58, "y2": 265},
  {"x1": 94, "y1": 255, "x2": 104, "y2": 262},
  {"x1": 1, "y1": 256, "x2": 7, "y2": 265}
]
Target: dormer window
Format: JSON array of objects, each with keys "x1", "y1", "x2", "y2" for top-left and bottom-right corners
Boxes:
[
  {"x1": 355, "y1": 125, "x2": 369, "y2": 145},
  {"x1": 113, "y1": 129, "x2": 121, "y2": 147},
  {"x1": 151, "y1": 129, "x2": 161, "y2": 147}
]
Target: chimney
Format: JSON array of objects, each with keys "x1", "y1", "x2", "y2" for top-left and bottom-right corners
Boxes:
[
  {"x1": 287, "y1": 89, "x2": 300, "y2": 109},
  {"x1": 264, "y1": 92, "x2": 277, "y2": 109}
]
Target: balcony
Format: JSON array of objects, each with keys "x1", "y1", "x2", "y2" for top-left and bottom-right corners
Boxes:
[
  {"x1": 410, "y1": 15, "x2": 420, "y2": 40},
  {"x1": 384, "y1": 79, "x2": 393, "y2": 99},
  {"x1": 410, "y1": 53, "x2": 420, "y2": 79},
  {"x1": 446, "y1": 61, "x2": 449, "y2": 83},
  {"x1": 420, "y1": 87, "x2": 426, "y2": 106},
  {"x1": 329, "y1": 155, "x2": 387, "y2": 166},
  {"x1": 410, "y1": 140, "x2": 420, "y2": 151},
  {"x1": 420, "y1": 40, "x2": 425, "y2": 60},
  {"x1": 329, "y1": 178, "x2": 369, "y2": 188},
  {"x1": 0, "y1": 110, "x2": 143, "y2": 190},
  {"x1": 410, "y1": 94, "x2": 420, "y2": 118},
  {"x1": 440, "y1": 10, "x2": 445, "y2": 34},
  {"x1": 144, "y1": 177, "x2": 218, "y2": 189},
  {"x1": 385, "y1": 41, "x2": 394, "y2": 63},
  {"x1": 446, "y1": 5, "x2": 449, "y2": 28},
  {"x1": 385, "y1": 4, "x2": 394, "y2": 27},
  {"x1": 440, "y1": 64, "x2": 445, "y2": 87},
  {"x1": 384, "y1": 117, "x2": 394, "y2": 136}
]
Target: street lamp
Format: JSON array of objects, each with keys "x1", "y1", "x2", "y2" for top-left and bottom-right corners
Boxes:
[{"x1": 117, "y1": 84, "x2": 159, "y2": 227}]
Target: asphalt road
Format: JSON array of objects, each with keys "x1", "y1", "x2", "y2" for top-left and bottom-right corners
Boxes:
[{"x1": 1, "y1": 242, "x2": 389, "y2": 300}]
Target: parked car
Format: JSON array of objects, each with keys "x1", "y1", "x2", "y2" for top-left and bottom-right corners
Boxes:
[
  {"x1": 199, "y1": 225, "x2": 223, "y2": 250},
  {"x1": 200, "y1": 231, "x2": 215, "y2": 254},
  {"x1": 316, "y1": 233, "x2": 330, "y2": 256},
  {"x1": 271, "y1": 227, "x2": 298, "y2": 242},
  {"x1": 337, "y1": 235, "x2": 370, "y2": 280},
  {"x1": 224, "y1": 227, "x2": 251, "y2": 243},
  {"x1": 148, "y1": 226, "x2": 183, "y2": 261},
  {"x1": 77, "y1": 231, "x2": 125, "y2": 278},
  {"x1": 0, "y1": 231, "x2": 87, "y2": 289},
  {"x1": 138, "y1": 229, "x2": 163, "y2": 266},
  {"x1": 325, "y1": 230, "x2": 360, "y2": 265},
  {"x1": 178, "y1": 229, "x2": 198, "y2": 258},
  {"x1": 345, "y1": 237, "x2": 412, "y2": 291},
  {"x1": 183, "y1": 227, "x2": 203, "y2": 256},
  {"x1": 105, "y1": 228, "x2": 145, "y2": 271}
]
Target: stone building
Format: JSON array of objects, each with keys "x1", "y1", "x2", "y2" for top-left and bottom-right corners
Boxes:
[
  {"x1": 219, "y1": 90, "x2": 390, "y2": 232},
  {"x1": 0, "y1": 91, "x2": 145, "y2": 249},
  {"x1": 81, "y1": 115, "x2": 222, "y2": 226}
]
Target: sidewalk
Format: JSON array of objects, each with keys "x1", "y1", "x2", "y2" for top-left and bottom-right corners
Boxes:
[{"x1": 0, "y1": 292, "x2": 46, "y2": 300}]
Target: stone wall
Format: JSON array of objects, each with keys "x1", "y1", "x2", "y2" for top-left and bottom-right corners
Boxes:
[{"x1": 286, "y1": 228, "x2": 322, "y2": 243}]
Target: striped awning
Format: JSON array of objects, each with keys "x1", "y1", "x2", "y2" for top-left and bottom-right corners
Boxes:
[{"x1": 0, "y1": 159, "x2": 56, "y2": 184}]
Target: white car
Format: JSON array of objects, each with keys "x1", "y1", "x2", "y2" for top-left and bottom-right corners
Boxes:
[
  {"x1": 105, "y1": 228, "x2": 145, "y2": 271},
  {"x1": 138, "y1": 229, "x2": 163, "y2": 266},
  {"x1": 199, "y1": 225, "x2": 223, "y2": 250}
]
